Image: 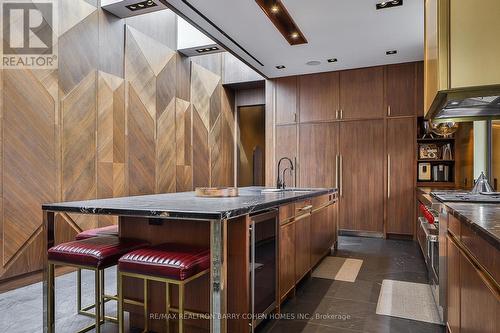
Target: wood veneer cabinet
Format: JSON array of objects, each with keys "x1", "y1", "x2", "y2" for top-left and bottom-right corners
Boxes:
[
  {"x1": 386, "y1": 63, "x2": 416, "y2": 117},
  {"x1": 299, "y1": 123, "x2": 338, "y2": 188},
  {"x1": 339, "y1": 120, "x2": 385, "y2": 234},
  {"x1": 311, "y1": 205, "x2": 330, "y2": 266},
  {"x1": 459, "y1": 249, "x2": 499, "y2": 333},
  {"x1": 276, "y1": 76, "x2": 297, "y2": 124},
  {"x1": 447, "y1": 235, "x2": 460, "y2": 333},
  {"x1": 386, "y1": 118, "x2": 416, "y2": 235},
  {"x1": 339, "y1": 66, "x2": 384, "y2": 119},
  {"x1": 295, "y1": 214, "x2": 311, "y2": 282},
  {"x1": 299, "y1": 72, "x2": 339, "y2": 122},
  {"x1": 275, "y1": 125, "x2": 297, "y2": 187},
  {"x1": 279, "y1": 221, "x2": 295, "y2": 299}
]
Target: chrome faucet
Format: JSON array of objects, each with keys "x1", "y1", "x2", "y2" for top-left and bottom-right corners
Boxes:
[{"x1": 277, "y1": 157, "x2": 294, "y2": 189}]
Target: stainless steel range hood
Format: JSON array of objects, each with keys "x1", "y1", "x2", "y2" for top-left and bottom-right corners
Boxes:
[{"x1": 428, "y1": 84, "x2": 500, "y2": 123}]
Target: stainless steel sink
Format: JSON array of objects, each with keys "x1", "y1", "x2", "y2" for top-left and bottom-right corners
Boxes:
[{"x1": 261, "y1": 188, "x2": 316, "y2": 194}]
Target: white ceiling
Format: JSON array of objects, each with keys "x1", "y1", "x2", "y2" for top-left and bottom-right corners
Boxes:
[{"x1": 163, "y1": 0, "x2": 424, "y2": 78}]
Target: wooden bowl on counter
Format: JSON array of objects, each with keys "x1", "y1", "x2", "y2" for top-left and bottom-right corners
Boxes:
[{"x1": 195, "y1": 187, "x2": 239, "y2": 197}]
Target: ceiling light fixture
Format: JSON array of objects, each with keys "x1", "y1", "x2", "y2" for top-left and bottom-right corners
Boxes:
[
  {"x1": 306, "y1": 60, "x2": 321, "y2": 66},
  {"x1": 327, "y1": 58, "x2": 338, "y2": 63},
  {"x1": 126, "y1": 0, "x2": 157, "y2": 11},
  {"x1": 276, "y1": 65, "x2": 286, "y2": 69},
  {"x1": 255, "y1": 0, "x2": 307, "y2": 45},
  {"x1": 376, "y1": 0, "x2": 402, "y2": 10},
  {"x1": 386, "y1": 50, "x2": 398, "y2": 55},
  {"x1": 196, "y1": 46, "x2": 220, "y2": 54}
]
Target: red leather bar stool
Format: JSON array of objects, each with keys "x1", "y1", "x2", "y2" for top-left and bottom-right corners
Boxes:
[
  {"x1": 74, "y1": 225, "x2": 119, "y2": 318},
  {"x1": 47, "y1": 236, "x2": 148, "y2": 333},
  {"x1": 117, "y1": 243, "x2": 210, "y2": 333}
]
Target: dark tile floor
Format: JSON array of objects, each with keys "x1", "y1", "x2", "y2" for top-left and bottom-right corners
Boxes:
[{"x1": 258, "y1": 236, "x2": 446, "y2": 333}]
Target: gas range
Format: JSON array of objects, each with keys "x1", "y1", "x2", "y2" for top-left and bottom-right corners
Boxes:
[{"x1": 432, "y1": 191, "x2": 500, "y2": 203}]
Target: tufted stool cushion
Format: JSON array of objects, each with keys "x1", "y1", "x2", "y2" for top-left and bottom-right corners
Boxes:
[
  {"x1": 118, "y1": 243, "x2": 210, "y2": 281},
  {"x1": 48, "y1": 237, "x2": 148, "y2": 269},
  {"x1": 75, "y1": 225, "x2": 119, "y2": 240}
]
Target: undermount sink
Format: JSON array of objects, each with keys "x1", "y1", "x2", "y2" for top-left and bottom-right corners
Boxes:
[{"x1": 261, "y1": 188, "x2": 316, "y2": 194}]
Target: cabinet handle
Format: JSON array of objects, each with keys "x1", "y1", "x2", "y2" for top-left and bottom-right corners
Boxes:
[
  {"x1": 335, "y1": 154, "x2": 339, "y2": 188},
  {"x1": 340, "y1": 109, "x2": 343, "y2": 119},
  {"x1": 299, "y1": 205, "x2": 313, "y2": 212},
  {"x1": 294, "y1": 112, "x2": 297, "y2": 123},
  {"x1": 339, "y1": 155, "x2": 343, "y2": 198},
  {"x1": 387, "y1": 105, "x2": 391, "y2": 117},
  {"x1": 335, "y1": 109, "x2": 339, "y2": 120},
  {"x1": 387, "y1": 154, "x2": 391, "y2": 199}
]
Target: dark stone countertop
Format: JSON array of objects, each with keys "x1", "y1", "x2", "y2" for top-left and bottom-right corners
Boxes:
[
  {"x1": 423, "y1": 188, "x2": 500, "y2": 249},
  {"x1": 42, "y1": 187, "x2": 336, "y2": 220}
]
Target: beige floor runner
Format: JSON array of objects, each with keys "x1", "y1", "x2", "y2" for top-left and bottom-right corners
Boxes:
[
  {"x1": 312, "y1": 257, "x2": 363, "y2": 282},
  {"x1": 376, "y1": 279, "x2": 443, "y2": 325}
]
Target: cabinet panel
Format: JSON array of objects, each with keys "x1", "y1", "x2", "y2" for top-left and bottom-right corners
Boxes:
[
  {"x1": 339, "y1": 67, "x2": 384, "y2": 119},
  {"x1": 387, "y1": 118, "x2": 416, "y2": 235},
  {"x1": 386, "y1": 63, "x2": 416, "y2": 117},
  {"x1": 295, "y1": 215, "x2": 311, "y2": 282},
  {"x1": 450, "y1": 0, "x2": 500, "y2": 88},
  {"x1": 460, "y1": 250, "x2": 500, "y2": 333},
  {"x1": 447, "y1": 236, "x2": 460, "y2": 333},
  {"x1": 276, "y1": 76, "x2": 297, "y2": 124},
  {"x1": 279, "y1": 223, "x2": 295, "y2": 299},
  {"x1": 299, "y1": 72, "x2": 339, "y2": 122},
  {"x1": 416, "y1": 61, "x2": 424, "y2": 117},
  {"x1": 311, "y1": 206, "x2": 329, "y2": 267},
  {"x1": 299, "y1": 123, "x2": 338, "y2": 188},
  {"x1": 275, "y1": 125, "x2": 297, "y2": 187},
  {"x1": 339, "y1": 120, "x2": 385, "y2": 233}
]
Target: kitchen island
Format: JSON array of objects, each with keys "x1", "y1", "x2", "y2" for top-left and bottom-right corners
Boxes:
[{"x1": 42, "y1": 187, "x2": 337, "y2": 333}]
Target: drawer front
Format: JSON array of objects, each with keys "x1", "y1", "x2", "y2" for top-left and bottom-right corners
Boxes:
[
  {"x1": 279, "y1": 203, "x2": 295, "y2": 225},
  {"x1": 448, "y1": 214, "x2": 461, "y2": 238},
  {"x1": 461, "y1": 222, "x2": 500, "y2": 283},
  {"x1": 295, "y1": 199, "x2": 313, "y2": 217},
  {"x1": 312, "y1": 194, "x2": 330, "y2": 209}
]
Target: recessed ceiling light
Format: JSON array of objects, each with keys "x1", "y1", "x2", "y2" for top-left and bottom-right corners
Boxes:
[
  {"x1": 306, "y1": 60, "x2": 321, "y2": 66},
  {"x1": 126, "y1": 0, "x2": 157, "y2": 11},
  {"x1": 327, "y1": 58, "x2": 338, "y2": 63},
  {"x1": 386, "y1": 50, "x2": 398, "y2": 55},
  {"x1": 291, "y1": 32, "x2": 300, "y2": 39},
  {"x1": 276, "y1": 65, "x2": 286, "y2": 69},
  {"x1": 270, "y1": 5, "x2": 279, "y2": 13},
  {"x1": 376, "y1": 0, "x2": 402, "y2": 10}
]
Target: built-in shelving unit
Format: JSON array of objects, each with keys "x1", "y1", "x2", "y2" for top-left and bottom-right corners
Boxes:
[{"x1": 416, "y1": 117, "x2": 456, "y2": 187}]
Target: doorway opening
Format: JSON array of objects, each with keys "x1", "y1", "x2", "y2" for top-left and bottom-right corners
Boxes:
[{"x1": 237, "y1": 105, "x2": 265, "y2": 187}]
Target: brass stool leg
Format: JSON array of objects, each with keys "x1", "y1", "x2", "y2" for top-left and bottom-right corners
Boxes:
[
  {"x1": 77, "y1": 268, "x2": 82, "y2": 313},
  {"x1": 100, "y1": 269, "x2": 105, "y2": 322},
  {"x1": 178, "y1": 284, "x2": 185, "y2": 333},
  {"x1": 144, "y1": 278, "x2": 149, "y2": 333},
  {"x1": 95, "y1": 269, "x2": 101, "y2": 333},
  {"x1": 165, "y1": 282, "x2": 170, "y2": 333},
  {"x1": 118, "y1": 272, "x2": 124, "y2": 333},
  {"x1": 48, "y1": 263, "x2": 55, "y2": 333}
]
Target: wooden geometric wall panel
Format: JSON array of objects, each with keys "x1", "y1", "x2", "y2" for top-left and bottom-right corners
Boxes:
[
  {"x1": 2, "y1": 70, "x2": 56, "y2": 265},
  {"x1": 59, "y1": 12, "x2": 98, "y2": 95},
  {"x1": 61, "y1": 71, "x2": 97, "y2": 202},
  {"x1": 97, "y1": 71, "x2": 125, "y2": 201},
  {"x1": 192, "y1": 106, "x2": 210, "y2": 188},
  {"x1": 191, "y1": 62, "x2": 221, "y2": 130},
  {"x1": 210, "y1": 115, "x2": 224, "y2": 187},
  {"x1": 157, "y1": 99, "x2": 176, "y2": 193},
  {"x1": 128, "y1": 86, "x2": 156, "y2": 195},
  {"x1": 157, "y1": 57, "x2": 177, "y2": 119},
  {"x1": 176, "y1": 98, "x2": 191, "y2": 167},
  {"x1": 60, "y1": 0, "x2": 97, "y2": 36}
]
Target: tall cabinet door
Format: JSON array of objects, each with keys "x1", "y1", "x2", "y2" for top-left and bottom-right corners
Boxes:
[
  {"x1": 275, "y1": 125, "x2": 297, "y2": 187},
  {"x1": 276, "y1": 77, "x2": 297, "y2": 124},
  {"x1": 386, "y1": 63, "x2": 416, "y2": 117},
  {"x1": 299, "y1": 72, "x2": 339, "y2": 122},
  {"x1": 339, "y1": 67, "x2": 384, "y2": 120},
  {"x1": 387, "y1": 118, "x2": 416, "y2": 235},
  {"x1": 339, "y1": 120, "x2": 385, "y2": 233},
  {"x1": 299, "y1": 123, "x2": 338, "y2": 188}
]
